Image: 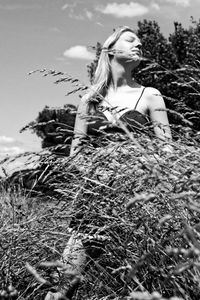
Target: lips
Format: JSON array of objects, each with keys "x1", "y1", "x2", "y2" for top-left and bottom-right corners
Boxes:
[{"x1": 131, "y1": 51, "x2": 141, "y2": 55}]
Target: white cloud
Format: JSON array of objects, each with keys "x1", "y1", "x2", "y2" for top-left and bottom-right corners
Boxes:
[
  {"x1": 85, "y1": 9, "x2": 93, "y2": 20},
  {"x1": 96, "y1": 22, "x2": 104, "y2": 27},
  {"x1": 0, "y1": 136, "x2": 15, "y2": 143},
  {"x1": 0, "y1": 146, "x2": 24, "y2": 158},
  {"x1": 61, "y1": 2, "x2": 78, "y2": 11},
  {"x1": 62, "y1": 3, "x2": 93, "y2": 21},
  {"x1": 96, "y1": 2, "x2": 149, "y2": 18},
  {"x1": 69, "y1": 13, "x2": 85, "y2": 20},
  {"x1": 151, "y1": 2, "x2": 160, "y2": 10},
  {"x1": 61, "y1": 3, "x2": 70, "y2": 10},
  {"x1": 63, "y1": 46, "x2": 95, "y2": 60},
  {"x1": 0, "y1": 136, "x2": 26, "y2": 160},
  {"x1": 162, "y1": 0, "x2": 191, "y2": 6}
]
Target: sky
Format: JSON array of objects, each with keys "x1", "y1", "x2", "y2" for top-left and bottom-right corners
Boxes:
[{"x1": 0, "y1": 0, "x2": 200, "y2": 161}]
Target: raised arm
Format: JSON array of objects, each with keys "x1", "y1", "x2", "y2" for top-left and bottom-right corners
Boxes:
[
  {"x1": 147, "y1": 87, "x2": 172, "y2": 142},
  {"x1": 70, "y1": 96, "x2": 89, "y2": 156}
]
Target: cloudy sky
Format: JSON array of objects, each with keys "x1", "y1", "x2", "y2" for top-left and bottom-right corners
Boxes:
[{"x1": 0, "y1": 0, "x2": 199, "y2": 160}]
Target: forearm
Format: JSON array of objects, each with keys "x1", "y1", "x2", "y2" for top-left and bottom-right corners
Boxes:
[
  {"x1": 152, "y1": 124, "x2": 174, "y2": 153},
  {"x1": 153, "y1": 122, "x2": 172, "y2": 142},
  {"x1": 147, "y1": 88, "x2": 172, "y2": 142},
  {"x1": 70, "y1": 133, "x2": 86, "y2": 156},
  {"x1": 70, "y1": 98, "x2": 89, "y2": 156}
]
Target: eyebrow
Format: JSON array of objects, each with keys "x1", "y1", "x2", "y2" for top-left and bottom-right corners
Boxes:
[
  {"x1": 124, "y1": 33, "x2": 136, "y2": 39},
  {"x1": 125, "y1": 33, "x2": 141, "y2": 43}
]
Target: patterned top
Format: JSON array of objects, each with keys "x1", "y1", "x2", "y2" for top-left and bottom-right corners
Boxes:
[{"x1": 87, "y1": 87, "x2": 150, "y2": 136}]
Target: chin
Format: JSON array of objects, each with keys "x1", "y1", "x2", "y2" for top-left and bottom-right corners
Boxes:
[{"x1": 129, "y1": 58, "x2": 141, "y2": 67}]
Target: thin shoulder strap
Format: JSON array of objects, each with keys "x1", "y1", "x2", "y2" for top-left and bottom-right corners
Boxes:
[{"x1": 134, "y1": 87, "x2": 146, "y2": 110}]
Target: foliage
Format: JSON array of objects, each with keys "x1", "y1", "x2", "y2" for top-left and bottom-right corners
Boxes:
[
  {"x1": 1, "y1": 131, "x2": 200, "y2": 299},
  {"x1": 137, "y1": 19, "x2": 200, "y2": 130},
  {"x1": 21, "y1": 104, "x2": 77, "y2": 156}
]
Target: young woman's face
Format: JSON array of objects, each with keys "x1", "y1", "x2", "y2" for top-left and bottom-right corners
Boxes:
[{"x1": 111, "y1": 31, "x2": 142, "y2": 63}]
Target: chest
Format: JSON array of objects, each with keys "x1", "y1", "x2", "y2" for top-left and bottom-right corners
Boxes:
[{"x1": 100, "y1": 88, "x2": 148, "y2": 122}]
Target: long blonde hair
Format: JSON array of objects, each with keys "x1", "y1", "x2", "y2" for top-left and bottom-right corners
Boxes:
[{"x1": 88, "y1": 26, "x2": 135, "y2": 107}]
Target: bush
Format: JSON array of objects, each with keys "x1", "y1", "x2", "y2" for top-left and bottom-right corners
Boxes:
[{"x1": 1, "y1": 132, "x2": 200, "y2": 299}]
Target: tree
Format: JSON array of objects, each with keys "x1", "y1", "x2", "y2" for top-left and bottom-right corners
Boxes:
[
  {"x1": 168, "y1": 20, "x2": 200, "y2": 113},
  {"x1": 21, "y1": 104, "x2": 77, "y2": 156},
  {"x1": 169, "y1": 19, "x2": 200, "y2": 66}
]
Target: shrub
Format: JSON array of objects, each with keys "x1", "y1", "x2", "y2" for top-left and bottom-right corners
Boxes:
[{"x1": 1, "y1": 132, "x2": 200, "y2": 299}]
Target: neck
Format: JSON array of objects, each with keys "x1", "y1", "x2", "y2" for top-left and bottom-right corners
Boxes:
[{"x1": 110, "y1": 59, "x2": 136, "y2": 91}]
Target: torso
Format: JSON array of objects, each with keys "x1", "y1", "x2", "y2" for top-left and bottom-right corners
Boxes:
[
  {"x1": 87, "y1": 85, "x2": 151, "y2": 136},
  {"x1": 99, "y1": 85, "x2": 149, "y2": 124}
]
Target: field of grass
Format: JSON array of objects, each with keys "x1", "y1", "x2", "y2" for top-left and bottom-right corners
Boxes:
[{"x1": 1, "y1": 131, "x2": 200, "y2": 300}]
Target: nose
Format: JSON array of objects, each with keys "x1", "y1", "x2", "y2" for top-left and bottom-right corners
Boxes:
[{"x1": 136, "y1": 40, "x2": 142, "y2": 49}]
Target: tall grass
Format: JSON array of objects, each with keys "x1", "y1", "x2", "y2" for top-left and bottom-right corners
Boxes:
[
  {"x1": 1, "y1": 132, "x2": 200, "y2": 299},
  {"x1": 1, "y1": 61, "x2": 200, "y2": 299}
]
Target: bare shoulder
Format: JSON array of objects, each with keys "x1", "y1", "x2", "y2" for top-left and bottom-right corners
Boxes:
[
  {"x1": 144, "y1": 87, "x2": 162, "y2": 98},
  {"x1": 144, "y1": 87, "x2": 166, "y2": 110}
]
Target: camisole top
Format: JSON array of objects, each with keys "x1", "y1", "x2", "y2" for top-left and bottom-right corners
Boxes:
[{"x1": 87, "y1": 87, "x2": 150, "y2": 136}]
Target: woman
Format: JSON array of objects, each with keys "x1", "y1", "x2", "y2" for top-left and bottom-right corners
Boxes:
[
  {"x1": 46, "y1": 26, "x2": 172, "y2": 300},
  {"x1": 70, "y1": 26, "x2": 172, "y2": 156}
]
